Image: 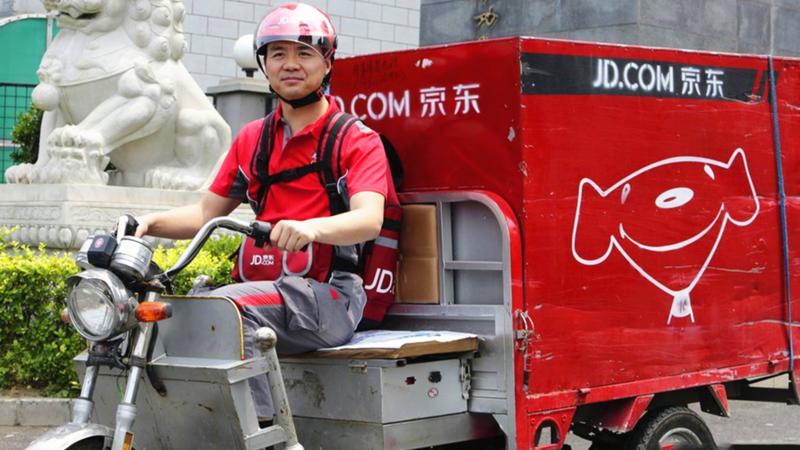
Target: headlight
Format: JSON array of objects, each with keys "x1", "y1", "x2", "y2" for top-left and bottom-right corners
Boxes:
[{"x1": 66, "y1": 269, "x2": 137, "y2": 341}]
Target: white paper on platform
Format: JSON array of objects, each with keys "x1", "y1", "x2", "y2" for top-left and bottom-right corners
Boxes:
[{"x1": 316, "y1": 330, "x2": 479, "y2": 351}]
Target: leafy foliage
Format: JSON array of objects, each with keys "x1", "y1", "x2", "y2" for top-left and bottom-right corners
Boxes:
[
  {"x1": 10, "y1": 106, "x2": 43, "y2": 165},
  {"x1": 0, "y1": 230, "x2": 240, "y2": 397},
  {"x1": 151, "y1": 234, "x2": 240, "y2": 294},
  {"x1": 0, "y1": 239, "x2": 82, "y2": 397}
]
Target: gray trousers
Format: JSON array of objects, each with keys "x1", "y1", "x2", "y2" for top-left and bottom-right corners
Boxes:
[{"x1": 206, "y1": 271, "x2": 365, "y2": 418}]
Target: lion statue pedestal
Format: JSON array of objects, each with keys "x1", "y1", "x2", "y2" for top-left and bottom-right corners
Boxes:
[
  {"x1": 0, "y1": 185, "x2": 253, "y2": 249},
  {"x1": 1, "y1": 0, "x2": 239, "y2": 247},
  {"x1": 0, "y1": 185, "x2": 207, "y2": 249}
]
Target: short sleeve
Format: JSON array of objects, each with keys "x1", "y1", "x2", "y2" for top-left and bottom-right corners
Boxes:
[
  {"x1": 341, "y1": 121, "x2": 390, "y2": 199},
  {"x1": 209, "y1": 128, "x2": 250, "y2": 202}
]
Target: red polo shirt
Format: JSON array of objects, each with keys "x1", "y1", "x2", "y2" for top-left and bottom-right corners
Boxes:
[{"x1": 210, "y1": 97, "x2": 398, "y2": 221}]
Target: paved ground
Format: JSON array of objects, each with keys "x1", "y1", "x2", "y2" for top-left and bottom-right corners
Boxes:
[
  {"x1": 0, "y1": 426, "x2": 46, "y2": 450},
  {"x1": 4, "y1": 400, "x2": 800, "y2": 449},
  {"x1": 566, "y1": 400, "x2": 800, "y2": 449}
]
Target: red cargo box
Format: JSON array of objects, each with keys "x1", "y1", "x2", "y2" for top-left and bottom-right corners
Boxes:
[{"x1": 332, "y1": 37, "x2": 800, "y2": 449}]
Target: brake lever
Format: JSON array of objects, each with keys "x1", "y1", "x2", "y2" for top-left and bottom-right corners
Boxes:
[{"x1": 250, "y1": 221, "x2": 272, "y2": 248}]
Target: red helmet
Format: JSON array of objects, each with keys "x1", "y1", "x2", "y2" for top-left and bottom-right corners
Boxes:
[{"x1": 254, "y1": 3, "x2": 337, "y2": 61}]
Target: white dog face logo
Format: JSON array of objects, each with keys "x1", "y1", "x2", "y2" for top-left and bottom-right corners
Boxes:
[{"x1": 571, "y1": 148, "x2": 760, "y2": 324}]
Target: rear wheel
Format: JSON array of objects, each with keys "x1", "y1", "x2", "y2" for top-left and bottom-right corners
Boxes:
[
  {"x1": 587, "y1": 431, "x2": 623, "y2": 450},
  {"x1": 625, "y1": 406, "x2": 715, "y2": 450},
  {"x1": 588, "y1": 440, "x2": 621, "y2": 450}
]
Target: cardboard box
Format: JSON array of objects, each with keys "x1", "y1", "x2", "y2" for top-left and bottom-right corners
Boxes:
[{"x1": 395, "y1": 204, "x2": 439, "y2": 303}]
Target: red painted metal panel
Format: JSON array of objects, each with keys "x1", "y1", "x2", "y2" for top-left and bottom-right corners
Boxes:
[
  {"x1": 707, "y1": 384, "x2": 730, "y2": 417},
  {"x1": 517, "y1": 38, "x2": 800, "y2": 414},
  {"x1": 527, "y1": 408, "x2": 576, "y2": 450},
  {"x1": 594, "y1": 394, "x2": 654, "y2": 433},
  {"x1": 332, "y1": 38, "x2": 800, "y2": 449},
  {"x1": 330, "y1": 38, "x2": 523, "y2": 207}
]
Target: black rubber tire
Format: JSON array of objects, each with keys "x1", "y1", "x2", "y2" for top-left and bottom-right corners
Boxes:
[
  {"x1": 624, "y1": 406, "x2": 716, "y2": 450},
  {"x1": 427, "y1": 436, "x2": 506, "y2": 449},
  {"x1": 586, "y1": 432, "x2": 624, "y2": 450},
  {"x1": 66, "y1": 436, "x2": 106, "y2": 450},
  {"x1": 588, "y1": 441, "x2": 620, "y2": 450}
]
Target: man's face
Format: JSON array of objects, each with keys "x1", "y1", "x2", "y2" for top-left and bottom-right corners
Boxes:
[{"x1": 264, "y1": 41, "x2": 330, "y2": 101}]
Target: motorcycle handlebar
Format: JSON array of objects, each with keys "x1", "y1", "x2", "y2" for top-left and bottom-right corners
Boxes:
[{"x1": 157, "y1": 217, "x2": 272, "y2": 282}]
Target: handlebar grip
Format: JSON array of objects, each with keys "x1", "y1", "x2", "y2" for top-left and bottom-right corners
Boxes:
[
  {"x1": 115, "y1": 214, "x2": 139, "y2": 240},
  {"x1": 250, "y1": 221, "x2": 272, "y2": 248}
]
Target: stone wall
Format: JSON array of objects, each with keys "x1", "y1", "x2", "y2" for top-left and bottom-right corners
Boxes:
[
  {"x1": 421, "y1": 0, "x2": 799, "y2": 57},
  {"x1": 183, "y1": 0, "x2": 421, "y2": 90}
]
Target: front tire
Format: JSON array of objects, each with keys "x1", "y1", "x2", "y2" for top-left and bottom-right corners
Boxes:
[
  {"x1": 625, "y1": 406, "x2": 715, "y2": 450},
  {"x1": 66, "y1": 436, "x2": 106, "y2": 450}
]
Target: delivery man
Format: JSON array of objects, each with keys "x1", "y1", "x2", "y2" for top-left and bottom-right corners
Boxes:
[{"x1": 133, "y1": 2, "x2": 399, "y2": 421}]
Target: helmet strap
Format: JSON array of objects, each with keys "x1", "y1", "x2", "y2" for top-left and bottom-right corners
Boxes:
[{"x1": 273, "y1": 85, "x2": 324, "y2": 109}]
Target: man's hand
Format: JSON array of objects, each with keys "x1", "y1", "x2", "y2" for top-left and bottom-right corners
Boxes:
[
  {"x1": 110, "y1": 215, "x2": 147, "y2": 238},
  {"x1": 122, "y1": 192, "x2": 241, "y2": 240},
  {"x1": 133, "y1": 219, "x2": 151, "y2": 238},
  {"x1": 270, "y1": 220, "x2": 318, "y2": 252}
]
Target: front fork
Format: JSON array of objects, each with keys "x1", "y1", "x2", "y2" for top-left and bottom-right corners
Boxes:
[
  {"x1": 108, "y1": 291, "x2": 159, "y2": 450},
  {"x1": 70, "y1": 365, "x2": 98, "y2": 425}
]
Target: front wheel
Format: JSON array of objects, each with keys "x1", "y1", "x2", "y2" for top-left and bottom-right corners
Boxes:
[
  {"x1": 66, "y1": 436, "x2": 106, "y2": 450},
  {"x1": 625, "y1": 406, "x2": 716, "y2": 450}
]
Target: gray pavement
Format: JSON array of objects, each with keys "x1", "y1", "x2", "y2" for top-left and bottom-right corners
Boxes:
[
  {"x1": 0, "y1": 426, "x2": 47, "y2": 450},
  {"x1": 566, "y1": 400, "x2": 800, "y2": 449},
  {"x1": 3, "y1": 400, "x2": 800, "y2": 449}
]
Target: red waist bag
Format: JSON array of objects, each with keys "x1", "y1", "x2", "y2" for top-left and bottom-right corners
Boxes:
[{"x1": 231, "y1": 238, "x2": 332, "y2": 283}]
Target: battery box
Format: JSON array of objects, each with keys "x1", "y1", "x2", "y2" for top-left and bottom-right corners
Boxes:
[{"x1": 280, "y1": 356, "x2": 470, "y2": 423}]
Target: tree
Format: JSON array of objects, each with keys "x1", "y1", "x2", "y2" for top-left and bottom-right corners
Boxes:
[{"x1": 10, "y1": 105, "x2": 43, "y2": 165}]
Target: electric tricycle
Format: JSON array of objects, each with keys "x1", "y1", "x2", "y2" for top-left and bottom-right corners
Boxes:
[{"x1": 27, "y1": 35, "x2": 800, "y2": 450}]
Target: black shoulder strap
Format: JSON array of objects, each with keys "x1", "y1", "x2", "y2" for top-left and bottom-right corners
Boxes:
[
  {"x1": 379, "y1": 134, "x2": 404, "y2": 191},
  {"x1": 319, "y1": 112, "x2": 358, "y2": 215},
  {"x1": 251, "y1": 112, "x2": 275, "y2": 215},
  {"x1": 248, "y1": 111, "x2": 362, "y2": 218},
  {"x1": 334, "y1": 118, "x2": 362, "y2": 181},
  {"x1": 319, "y1": 112, "x2": 358, "y2": 183},
  {"x1": 252, "y1": 112, "x2": 275, "y2": 184}
]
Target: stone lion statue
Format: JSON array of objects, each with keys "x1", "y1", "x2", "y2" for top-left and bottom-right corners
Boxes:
[{"x1": 5, "y1": 0, "x2": 230, "y2": 190}]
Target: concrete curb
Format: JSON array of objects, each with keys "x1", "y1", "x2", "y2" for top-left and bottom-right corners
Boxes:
[{"x1": 0, "y1": 398, "x2": 72, "y2": 426}]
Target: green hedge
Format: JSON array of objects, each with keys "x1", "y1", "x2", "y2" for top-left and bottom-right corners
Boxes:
[
  {"x1": 0, "y1": 229, "x2": 240, "y2": 397},
  {"x1": 0, "y1": 230, "x2": 83, "y2": 397},
  {"x1": 151, "y1": 234, "x2": 239, "y2": 294}
]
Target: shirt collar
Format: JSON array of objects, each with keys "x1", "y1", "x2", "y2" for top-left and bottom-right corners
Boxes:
[{"x1": 274, "y1": 95, "x2": 340, "y2": 140}]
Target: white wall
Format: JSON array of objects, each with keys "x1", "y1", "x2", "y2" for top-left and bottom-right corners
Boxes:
[{"x1": 182, "y1": 0, "x2": 421, "y2": 90}]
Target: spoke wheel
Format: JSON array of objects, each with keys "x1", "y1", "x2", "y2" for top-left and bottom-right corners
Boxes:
[{"x1": 625, "y1": 406, "x2": 715, "y2": 450}]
